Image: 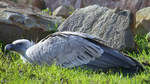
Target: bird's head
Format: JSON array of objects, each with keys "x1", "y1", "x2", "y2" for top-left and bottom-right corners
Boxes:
[{"x1": 5, "y1": 39, "x2": 34, "y2": 55}]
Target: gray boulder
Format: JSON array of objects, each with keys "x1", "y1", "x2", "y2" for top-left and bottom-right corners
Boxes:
[
  {"x1": 0, "y1": 7, "x2": 63, "y2": 43},
  {"x1": 135, "y1": 7, "x2": 150, "y2": 35},
  {"x1": 58, "y1": 5, "x2": 135, "y2": 50}
]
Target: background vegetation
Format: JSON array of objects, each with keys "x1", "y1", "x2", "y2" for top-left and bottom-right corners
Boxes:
[{"x1": 0, "y1": 35, "x2": 150, "y2": 84}]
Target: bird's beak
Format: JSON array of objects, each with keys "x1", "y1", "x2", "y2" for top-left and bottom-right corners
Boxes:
[{"x1": 3, "y1": 44, "x2": 15, "y2": 61}]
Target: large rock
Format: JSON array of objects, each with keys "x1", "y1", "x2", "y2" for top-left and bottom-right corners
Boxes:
[
  {"x1": 0, "y1": 7, "x2": 63, "y2": 43},
  {"x1": 135, "y1": 7, "x2": 150, "y2": 35},
  {"x1": 58, "y1": 5, "x2": 135, "y2": 50},
  {"x1": 44, "y1": 0, "x2": 150, "y2": 13},
  {"x1": 1, "y1": 0, "x2": 46, "y2": 10}
]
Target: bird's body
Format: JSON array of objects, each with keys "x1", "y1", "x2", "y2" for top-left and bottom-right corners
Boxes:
[{"x1": 5, "y1": 31, "x2": 144, "y2": 74}]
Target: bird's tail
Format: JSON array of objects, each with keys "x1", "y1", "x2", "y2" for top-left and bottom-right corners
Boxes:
[
  {"x1": 123, "y1": 54, "x2": 144, "y2": 72},
  {"x1": 81, "y1": 45, "x2": 144, "y2": 75},
  {"x1": 102, "y1": 46, "x2": 144, "y2": 74},
  {"x1": 81, "y1": 37, "x2": 144, "y2": 74}
]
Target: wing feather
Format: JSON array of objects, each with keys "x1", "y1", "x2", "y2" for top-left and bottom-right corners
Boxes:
[
  {"x1": 26, "y1": 33, "x2": 104, "y2": 68},
  {"x1": 25, "y1": 31, "x2": 144, "y2": 73}
]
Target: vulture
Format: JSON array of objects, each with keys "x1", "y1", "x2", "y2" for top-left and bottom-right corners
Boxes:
[{"x1": 5, "y1": 31, "x2": 144, "y2": 74}]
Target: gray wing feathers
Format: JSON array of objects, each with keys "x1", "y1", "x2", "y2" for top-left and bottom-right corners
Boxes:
[
  {"x1": 55, "y1": 35, "x2": 104, "y2": 68},
  {"x1": 53, "y1": 31, "x2": 107, "y2": 43},
  {"x1": 100, "y1": 46, "x2": 136, "y2": 68},
  {"x1": 84, "y1": 45, "x2": 143, "y2": 73},
  {"x1": 26, "y1": 34, "x2": 104, "y2": 68},
  {"x1": 25, "y1": 31, "x2": 144, "y2": 73}
]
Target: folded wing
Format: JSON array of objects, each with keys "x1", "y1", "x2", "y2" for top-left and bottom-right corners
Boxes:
[
  {"x1": 26, "y1": 31, "x2": 144, "y2": 73},
  {"x1": 26, "y1": 32, "x2": 104, "y2": 67}
]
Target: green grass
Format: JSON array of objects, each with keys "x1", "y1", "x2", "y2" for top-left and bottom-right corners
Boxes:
[{"x1": 0, "y1": 35, "x2": 150, "y2": 84}]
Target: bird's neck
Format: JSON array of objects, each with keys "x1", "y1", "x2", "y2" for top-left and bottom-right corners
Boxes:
[
  {"x1": 20, "y1": 54, "x2": 28, "y2": 63},
  {"x1": 20, "y1": 53, "x2": 32, "y2": 63},
  {"x1": 20, "y1": 42, "x2": 35, "y2": 63}
]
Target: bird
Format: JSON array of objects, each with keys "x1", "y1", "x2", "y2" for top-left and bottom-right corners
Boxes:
[{"x1": 5, "y1": 31, "x2": 144, "y2": 74}]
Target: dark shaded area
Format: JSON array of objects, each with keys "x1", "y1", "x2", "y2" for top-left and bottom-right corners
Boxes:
[{"x1": 0, "y1": 23, "x2": 53, "y2": 43}]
